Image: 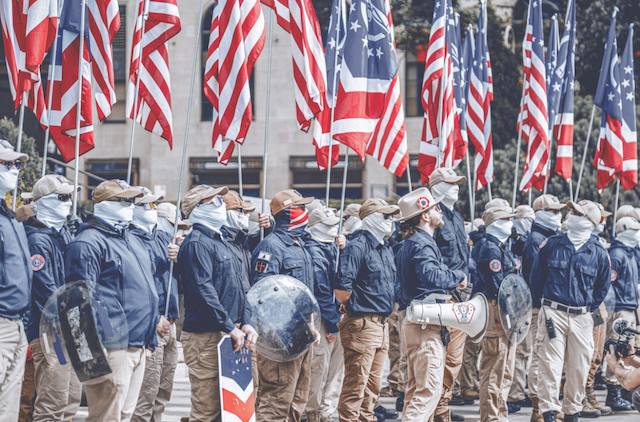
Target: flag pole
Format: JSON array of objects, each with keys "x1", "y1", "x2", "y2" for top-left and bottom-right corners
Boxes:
[
  {"x1": 487, "y1": 183, "x2": 492, "y2": 201},
  {"x1": 511, "y1": 83, "x2": 527, "y2": 208},
  {"x1": 237, "y1": 145, "x2": 244, "y2": 197},
  {"x1": 406, "y1": 160, "x2": 413, "y2": 193},
  {"x1": 126, "y1": 0, "x2": 151, "y2": 185},
  {"x1": 543, "y1": 109, "x2": 556, "y2": 194},
  {"x1": 11, "y1": 93, "x2": 27, "y2": 211},
  {"x1": 71, "y1": 0, "x2": 88, "y2": 217},
  {"x1": 261, "y1": 9, "x2": 274, "y2": 240},
  {"x1": 611, "y1": 178, "x2": 620, "y2": 238},
  {"x1": 574, "y1": 104, "x2": 597, "y2": 201},
  {"x1": 165, "y1": 0, "x2": 206, "y2": 317},
  {"x1": 325, "y1": 0, "x2": 343, "y2": 206},
  {"x1": 465, "y1": 152, "x2": 473, "y2": 222},
  {"x1": 335, "y1": 149, "x2": 350, "y2": 272}
]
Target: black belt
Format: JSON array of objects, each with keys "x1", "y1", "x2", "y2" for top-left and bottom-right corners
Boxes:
[
  {"x1": 542, "y1": 299, "x2": 588, "y2": 315},
  {"x1": 346, "y1": 312, "x2": 388, "y2": 324}
]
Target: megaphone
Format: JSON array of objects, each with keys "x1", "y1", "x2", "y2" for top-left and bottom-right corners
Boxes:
[{"x1": 405, "y1": 293, "x2": 489, "y2": 343}]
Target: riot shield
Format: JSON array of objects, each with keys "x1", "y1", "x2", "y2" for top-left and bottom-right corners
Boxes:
[
  {"x1": 247, "y1": 275, "x2": 321, "y2": 362},
  {"x1": 498, "y1": 274, "x2": 532, "y2": 344}
]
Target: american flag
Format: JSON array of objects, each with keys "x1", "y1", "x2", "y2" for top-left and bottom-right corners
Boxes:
[
  {"x1": 217, "y1": 337, "x2": 255, "y2": 422},
  {"x1": 204, "y1": 0, "x2": 265, "y2": 165},
  {"x1": 261, "y1": 0, "x2": 327, "y2": 132},
  {"x1": 593, "y1": 10, "x2": 624, "y2": 191},
  {"x1": 466, "y1": 1, "x2": 493, "y2": 191},
  {"x1": 545, "y1": 15, "x2": 558, "y2": 97},
  {"x1": 459, "y1": 24, "x2": 474, "y2": 138},
  {"x1": 516, "y1": 3, "x2": 532, "y2": 145},
  {"x1": 548, "y1": 0, "x2": 575, "y2": 182},
  {"x1": 126, "y1": 0, "x2": 181, "y2": 148},
  {"x1": 618, "y1": 25, "x2": 637, "y2": 191},
  {"x1": 23, "y1": 0, "x2": 58, "y2": 78},
  {"x1": 519, "y1": 0, "x2": 549, "y2": 192}
]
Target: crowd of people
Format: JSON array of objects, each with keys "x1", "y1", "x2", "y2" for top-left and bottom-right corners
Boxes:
[{"x1": 1, "y1": 139, "x2": 640, "y2": 422}]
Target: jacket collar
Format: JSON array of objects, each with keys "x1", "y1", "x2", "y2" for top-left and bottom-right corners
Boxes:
[
  {"x1": 273, "y1": 226, "x2": 305, "y2": 246},
  {"x1": 193, "y1": 223, "x2": 223, "y2": 240},
  {"x1": 610, "y1": 239, "x2": 635, "y2": 254},
  {"x1": 222, "y1": 226, "x2": 246, "y2": 243},
  {"x1": 557, "y1": 232, "x2": 600, "y2": 253},
  {"x1": 0, "y1": 199, "x2": 15, "y2": 218},
  {"x1": 362, "y1": 229, "x2": 388, "y2": 249},
  {"x1": 485, "y1": 232, "x2": 504, "y2": 247},
  {"x1": 531, "y1": 222, "x2": 557, "y2": 238}
]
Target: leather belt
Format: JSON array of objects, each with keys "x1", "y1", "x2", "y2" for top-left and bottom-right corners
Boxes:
[
  {"x1": 347, "y1": 312, "x2": 388, "y2": 325},
  {"x1": 542, "y1": 299, "x2": 588, "y2": 315}
]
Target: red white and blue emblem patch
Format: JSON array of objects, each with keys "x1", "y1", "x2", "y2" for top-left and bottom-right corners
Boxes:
[
  {"x1": 514, "y1": 258, "x2": 522, "y2": 270},
  {"x1": 31, "y1": 254, "x2": 45, "y2": 271},
  {"x1": 490, "y1": 259, "x2": 502, "y2": 273},
  {"x1": 417, "y1": 197, "x2": 430, "y2": 210},
  {"x1": 611, "y1": 270, "x2": 617, "y2": 282}
]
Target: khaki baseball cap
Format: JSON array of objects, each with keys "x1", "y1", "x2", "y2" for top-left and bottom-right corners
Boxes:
[
  {"x1": 270, "y1": 190, "x2": 314, "y2": 216},
  {"x1": 29, "y1": 174, "x2": 78, "y2": 201},
  {"x1": 485, "y1": 198, "x2": 512, "y2": 212},
  {"x1": 0, "y1": 139, "x2": 28, "y2": 162},
  {"x1": 617, "y1": 204, "x2": 636, "y2": 219},
  {"x1": 615, "y1": 217, "x2": 640, "y2": 234},
  {"x1": 395, "y1": 187, "x2": 441, "y2": 222},
  {"x1": 134, "y1": 186, "x2": 164, "y2": 204},
  {"x1": 222, "y1": 190, "x2": 254, "y2": 211},
  {"x1": 181, "y1": 184, "x2": 229, "y2": 218},
  {"x1": 15, "y1": 203, "x2": 36, "y2": 222},
  {"x1": 482, "y1": 208, "x2": 516, "y2": 227},
  {"x1": 532, "y1": 194, "x2": 567, "y2": 212},
  {"x1": 156, "y1": 202, "x2": 190, "y2": 230},
  {"x1": 428, "y1": 168, "x2": 467, "y2": 187},
  {"x1": 343, "y1": 203, "x2": 361, "y2": 218},
  {"x1": 567, "y1": 200, "x2": 601, "y2": 226},
  {"x1": 92, "y1": 180, "x2": 143, "y2": 204},
  {"x1": 514, "y1": 205, "x2": 535, "y2": 220},
  {"x1": 360, "y1": 198, "x2": 400, "y2": 220},
  {"x1": 596, "y1": 202, "x2": 612, "y2": 219},
  {"x1": 308, "y1": 208, "x2": 340, "y2": 227}
]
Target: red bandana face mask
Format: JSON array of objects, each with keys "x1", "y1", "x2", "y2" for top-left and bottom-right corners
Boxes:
[{"x1": 275, "y1": 207, "x2": 309, "y2": 236}]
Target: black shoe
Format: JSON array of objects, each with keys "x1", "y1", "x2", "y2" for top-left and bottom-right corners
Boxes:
[
  {"x1": 374, "y1": 411, "x2": 386, "y2": 422},
  {"x1": 564, "y1": 414, "x2": 579, "y2": 422},
  {"x1": 518, "y1": 394, "x2": 533, "y2": 407},
  {"x1": 395, "y1": 392, "x2": 405, "y2": 412},
  {"x1": 605, "y1": 383, "x2": 634, "y2": 411},
  {"x1": 622, "y1": 386, "x2": 633, "y2": 403},
  {"x1": 507, "y1": 402, "x2": 521, "y2": 414},
  {"x1": 543, "y1": 411, "x2": 557, "y2": 422},
  {"x1": 451, "y1": 412, "x2": 465, "y2": 421},
  {"x1": 374, "y1": 405, "x2": 398, "y2": 420},
  {"x1": 449, "y1": 394, "x2": 466, "y2": 405}
]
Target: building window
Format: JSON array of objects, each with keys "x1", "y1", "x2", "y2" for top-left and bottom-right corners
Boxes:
[
  {"x1": 106, "y1": 5, "x2": 127, "y2": 123},
  {"x1": 189, "y1": 156, "x2": 263, "y2": 197},
  {"x1": 290, "y1": 156, "x2": 364, "y2": 199},
  {"x1": 85, "y1": 158, "x2": 140, "y2": 190},
  {"x1": 405, "y1": 51, "x2": 425, "y2": 117},
  {"x1": 394, "y1": 154, "x2": 420, "y2": 197}
]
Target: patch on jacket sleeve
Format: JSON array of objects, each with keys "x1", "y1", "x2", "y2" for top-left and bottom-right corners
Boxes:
[
  {"x1": 611, "y1": 270, "x2": 617, "y2": 282},
  {"x1": 489, "y1": 259, "x2": 502, "y2": 273},
  {"x1": 255, "y1": 261, "x2": 269, "y2": 273},
  {"x1": 31, "y1": 254, "x2": 45, "y2": 271},
  {"x1": 539, "y1": 238, "x2": 548, "y2": 249},
  {"x1": 257, "y1": 251, "x2": 271, "y2": 261}
]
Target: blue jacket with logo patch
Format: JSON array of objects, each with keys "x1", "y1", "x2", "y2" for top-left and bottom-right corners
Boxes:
[
  {"x1": 0, "y1": 200, "x2": 32, "y2": 320},
  {"x1": 25, "y1": 219, "x2": 71, "y2": 343},
  {"x1": 304, "y1": 238, "x2": 341, "y2": 334},
  {"x1": 434, "y1": 206, "x2": 469, "y2": 276},
  {"x1": 530, "y1": 233, "x2": 611, "y2": 312},
  {"x1": 65, "y1": 216, "x2": 159, "y2": 349},
  {"x1": 335, "y1": 230, "x2": 396, "y2": 317},
  {"x1": 609, "y1": 240, "x2": 639, "y2": 312},
  {"x1": 223, "y1": 226, "x2": 252, "y2": 293},
  {"x1": 522, "y1": 223, "x2": 557, "y2": 308},
  {"x1": 472, "y1": 233, "x2": 521, "y2": 299}
]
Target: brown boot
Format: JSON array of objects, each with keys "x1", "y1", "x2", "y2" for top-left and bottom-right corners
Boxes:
[
  {"x1": 586, "y1": 389, "x2": 612, "y2": 416},
  {"x1": 306, "y1": 412, "x2": 322, "y2": 422},
  {"x1": 434, "y1": 411, "x2": 451, "y2": 422},
  {"x1": 557, "y1": 412, "x2": 564, "y2": 421},
  {"x1": 530, "y1": 397, "x2": 544, "y2": 422}
]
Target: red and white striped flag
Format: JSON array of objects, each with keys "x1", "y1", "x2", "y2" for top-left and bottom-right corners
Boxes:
[
  {"x1": 126, "y1": 0, "x2": 181, "y2": 148},
  {"x1": 204, "y1": 0, "x2": 265, "y2": 164},
  {"x1": 619, "y1": 25, "x2": 637, "y2": 191}
]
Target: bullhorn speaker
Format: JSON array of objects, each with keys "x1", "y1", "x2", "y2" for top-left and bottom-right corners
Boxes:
[{"x1": 406, "y1": 293, "x2": 489, "y2": 343}]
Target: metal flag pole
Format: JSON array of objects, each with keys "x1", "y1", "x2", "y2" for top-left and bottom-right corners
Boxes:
[
  {"x1": 237, "y1": 145, "x2": 244, "y2": 197},
  {"x1": 568, "y1": 177, "x2": 573, "y2": 201},
  {"x1": 11, "y1": 93, "x2": 27, "y2": 211},
  {"x1": 165, "y1": 0, "x2": 206, "y2": 317},
  {"x1": 528, "y1": 189, "x2": 532, "y2": 206},
  {"x1": 611, "y1": 178, "x2": 620, "y2": 238},
  {"x1": 260, "y1": 9, "x2": 274, "y2": 240},
  {"x1": 71, "y1": 0, "x2": 88, "y2": 217},
  {"x1": 335, "y1": 149, "x2": 350, "y2": 272},
  {"x1": 466, "y1": 153, "x2": 473, "y2": 224},
  {"x1": 406, "y1": 160, "x2": 413, "y2": 193},
  {"x1": 543, "y1": 110, "x2": 556, "y2": 194},
  {"x1": 487, "y1": 182, "x2": 492, "y2": 201},
  {"x1": 511, "y1": 84, "x2": 527, "y2": 208},
  {"x1": 574, "y1": 104, "x2": 597, "y2": 201},
  {"x1": 126, "y1": 0, "x2": 151, "y2": 185}
]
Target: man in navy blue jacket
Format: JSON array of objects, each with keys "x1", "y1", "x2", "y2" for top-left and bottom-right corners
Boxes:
[{"x1": 65, "y1": 180, "x2": 158, "y2": 422}]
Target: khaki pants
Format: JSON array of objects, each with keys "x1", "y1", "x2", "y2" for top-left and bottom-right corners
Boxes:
[
  {"x1": 435, "y1": 328, "x2": 467, "y2": 416},
  {"x1": 537, "y1": 307, "x2": 594, "y2": 415},
  {"x1": 338, "y1": 315, "x2": 388, "y2": 422},
  {"x1": 401, "y1": 321, "x2": 445, "y2": 422},
  {"x1": 386, "y1": 306, "x2": 405, "y2": 392},
  {"x1": 0, "y1": 318, "x2": 27, "y2": 422},
  {"x1": 507, "y1": 317, "x2": 533, "y2": 402},
  {"x1": 586, "y1": 322, "x2": 607, "y2": 391},
  {"x1": 605, "y1": 310, "x2": 636, "y2": 385},
  {"x1": 479, "y1": 300, "x2": 516, "y2": 422},
  {"x1": 459, "y1": 336, "x2": 481, "y2": 394},
  {"x1": 257, "y1": 348, "x2": 312, "y2": 422},
  {"x1": 527, "y1": 308, "x2": 541, "y2": 399},
  {"x1": 397, "y1": 309, "x2": 408, "y2": 392},
  {"x1": 306, "y1": 320, "x2": 344, "y2": 420},
  {"x1": 85, "y1": 347, "x2": 147, "y2": 422},
  {"x1": 18, "y1": 357, "x2": 35, "y2": 422},
  {"x1": 30, "y1": 339, "x2": 81, "y2": 422},
  {"x1": 182, "y1": 331, "x2": 225, "y2": 422},
  {"x1": 132, "y1": 325, "x2": 178, "y2": 422}
]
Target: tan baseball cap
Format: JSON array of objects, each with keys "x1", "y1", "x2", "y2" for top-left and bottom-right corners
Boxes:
[
  {"x1": 92, "y1": 180, "x2": 143, "y2": 204},
  {"x1": 181, "y1": 184, "x2": 229, "y2": 218},
  {"x1": 308, "y1": 208, "x2": 340, "y2": 227},
  {"x1": 514, "y1": 205, "x2": 535, "y2": 220},
  {"x1": 482, "y1": 208, "x2": 516, "y2": 227},
  {"x1": 306, "y1": 199, "x2": 326, "y2": 214},
  {"x1": 596, "y1": 202, "x2": 612, "y2": 219},
  {"x1": 29, "y1": 174, "x2": 79, "y2": 201},
  {"x1": 615, "y1": 217, "x2": 640, "y2": 234},
  {"x1": 0, "y1": 139, "x2": 28, "y2": 162},
  {"x1": 342, "y1": 203, "x2": 362, "y2": 218},
  {"x1": 485, "y1": 198, "x2": 512, "y2": 212},
  {"x1": 428, "y1": 168, "x2": 467, "y2": 187},
  {"x1": 156, "y1": 202, "x2": 190, "y2": 230},
  {"x1": 15, "y1": 203, "x2": 36, "y2": 222},
  {"x1": 617, "y1": 204, "x2": 636, "y2": 219},
  {"x1": 360, "y1": 198, "x2": 400, "y2": 220},
  {"x1": 395, "y1": 187, "x2": 441, "y2": 222},
  {"x1": 567, "y1": 200, "x2": 601, "y2": 226},
  {"x1": 532, "y1": 194, "x2": 567, "y2": 212},
  {"x1": 270, "y1": 190, "x2": 314, "y2": 216},
  {"x1": 222, "y1": 190, "x2": 254, "y2": 211},
  {"x1": 134, "y1": 186, "x2": 164, "y2": 204}
]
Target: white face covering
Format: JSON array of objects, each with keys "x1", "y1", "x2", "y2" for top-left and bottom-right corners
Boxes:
[
  {"x1": 226, "y1": 210, "x2": 249, "y2": 232},
  {"x1": 342, "y1": 216, "x2": 362, "y2": 235},
  {"x1": 157, "y1": 217, "x2": 174, "y2": 235},
  {"x1": 94, "y1": 200, "x2": 134, "y2": 230},
  {"x1": 133, "y1": 206, "x2": 158, "y2": 234},
  {"x1": 592, "y1": 222, "x2": 606, "y2": 236},
  {"x1": 616, "y1": 229, "x2": 640, "y2": 249},
  {"x1": 248, "y1": 220, "x2": 260, "y2": 236},
  {"x1": 0, "y1": 167, "x2": 19, "y2": 196},
  {"x1": 189, "y1": 199, "x2": 227, "y2": 234},
  {"x1": 513, "y1": 217, "x2": 533, "y2": 235},
  {"x1": 535, "y1": 210, "x2": 562, "y2": 231},
  {"x1": 431, "y1": 182, "x2": 459, "y2": 210},
  {"x1": 308, "y1": 222, "x2": 339, "y2": 243},
  {"x1": 566, "y1": 214, "x2": 595, "y2": 250},
  {"x1": 362, "y1": 212, "x2": 393, "y2": 244},
  {"x1": 35, "y1": 194, "x2": 71, "y2": 231},
  {"x1": 485, "y1": 219, "x2": 514, "y2": 244}
]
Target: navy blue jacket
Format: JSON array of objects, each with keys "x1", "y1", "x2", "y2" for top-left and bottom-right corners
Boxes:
[
  {"x1": 0, "y1": 200, "x2": 32, "y2": 320},
  {"x1": 223, "y1": 227, "x2": 252, "y2": 293},
  {"x1": 178, "y1": 224, "x2": 252, "y2": 333},
  {"x1": 509, "y1": 233, "x2": 527, "y2": 258},
  {"x1": 250, "y1": 227, "x2": 315, "y2": 291},
  {"x1": 522, "y1": 223, "x2": 557, "y2": 308},
  {"x1": 25, "y1": 219, "x2": 71, "y2": 342},
  {"x1": 131, "y1": 227, "x2": 179, "y2": 320},
  {"x1": 530, "y1": 234, "x2": 611, "y2": 312},
  {"x1": 65, "y1": 216, "x2": 159, "y2": 349},
  {"x1": 398, "y1": 229, "x2": 465, "y2": 303},
  {"x1": 609, "y1": 240, "x2": 639, "y2": 312},
  {"x1": 434, "y1": 206, "x2": 469, "y2": 276},
  {"x1": 472, "y1": 233, "x2": 521, "y2": 299},
  {"x1": 335, "y1": 230, "x2": 395, "y2": 317},
  {"x1": 305, "y1": 239, "x2": 341, "y2": 334}
]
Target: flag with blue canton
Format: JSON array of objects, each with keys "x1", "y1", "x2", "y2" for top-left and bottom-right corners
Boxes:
[
  {"x1": 446, "y1": 5, "x2": 461, "y2": 111},
  {"x1": 460, "y1": 24, "x2": 474, "y2": 116},
  {"x1": 325, "y1": 0, "x2": 346, "y2": 105},
  {"x1": 545, "y1": 15, "x2": 558, "y2": 96},
  {"x1": 619, "y1": 24, "x2": 637, "y2": 190}
]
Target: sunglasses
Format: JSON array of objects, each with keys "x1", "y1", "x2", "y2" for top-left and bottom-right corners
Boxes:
[
  {"x1": 110, "y1": 197, "x2": 135, "y2": 205},
  {"x1": 138, "y1": 202, "x2": 158, "y2": 210},
  {"x1": 0, "y1": 160, "x2": 21, "y2": 170},
  {"x1": 58, "y1": 194, "x2": 72, "y2": 202}
]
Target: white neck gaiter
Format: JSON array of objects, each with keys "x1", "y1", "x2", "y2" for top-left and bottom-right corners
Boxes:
[
  {"x1": 94, "y1": 201, "x2": 134, "y2": 230},
  {"x1": 0, "y1": 167, "x2": 19, "y2": 196},
  {"x1": 535, "y1": 210, "x2": 562, "y2": 231},
  {"x1": 513, "y1": 218, "x2": 533, "y2": 235},
  {"x1": 133, "y1": 206, "x2": 158, "y2": 234},
  {"x1": 566, "y1": 215, "x2": 595, "y2": 250},
  {"x1": 248, "y1": 220, "x2": 260, "y2": 236},
  {"x1": 485, "y1": 219, "x2": 513, "y2": 244},
  {"x1": 342, "y1": 216, "x2": 362, "y2": 235},
  {"x1": 190, "y1": 201, "x2": 227, "y2": 235},
  {"x1": 157, "y1": 217, "x2": 174, "y2": 235},
  {"x1": 226, "y1": 210, "x2": 249, "y2": 232},
  {"x1": 592, "y1": 222, "x2": 606, "y2": 236},
  {"x1": 616, "y1": 229, "x2": 640, "y2": 249},
  {"x1": 362, "y1": 212, "x2": 392, "y2": 244},
  {"x1": 309, "y1": 222, "x2": 339, "y2": 243},
  {"x1": 431, "y1": 182, "x2": 459, "y2": 210},
  {"x1": 35, "y1": 194, "x2": 71, "y2": 231}
]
